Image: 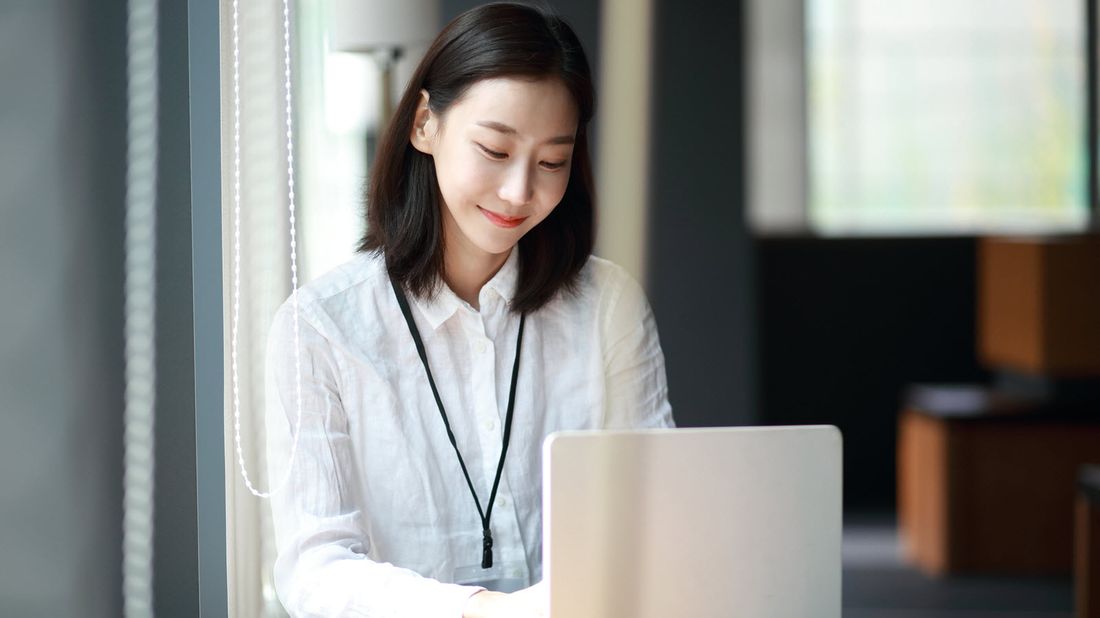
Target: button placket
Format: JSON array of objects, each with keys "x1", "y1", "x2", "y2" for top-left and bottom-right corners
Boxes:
[
  {"x1": 467, "y1": 317, "x2": 501, "y2": 485},
  {"x1": 476, "y1": 336, "x2": 498, "y2": 436}
]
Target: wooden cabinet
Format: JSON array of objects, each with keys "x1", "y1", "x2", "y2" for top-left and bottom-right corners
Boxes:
[{"x1": 897, "y1": 387, "x2": 1100, "y2": 576}]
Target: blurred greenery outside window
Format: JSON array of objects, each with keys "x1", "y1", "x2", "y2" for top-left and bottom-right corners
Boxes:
[{"x1": 806, "y1": 0, "x2": 1089, "y2": 234}]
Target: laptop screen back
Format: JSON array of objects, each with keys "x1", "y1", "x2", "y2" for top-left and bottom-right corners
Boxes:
[{"x1": 543, "y1": 426, "x2": 842, "y2": 618}]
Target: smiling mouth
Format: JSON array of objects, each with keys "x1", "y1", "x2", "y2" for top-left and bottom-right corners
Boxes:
[{"x1": 478, "y1": 206, "x2": 528, "y2": 228}]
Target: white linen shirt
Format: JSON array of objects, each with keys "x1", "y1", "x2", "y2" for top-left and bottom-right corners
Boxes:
[{"x1": 264, "y1": 249, "x2": 674, "y2": 618}]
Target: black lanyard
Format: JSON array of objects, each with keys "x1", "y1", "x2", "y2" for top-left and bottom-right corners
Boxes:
[{"x1": 391, "y1": 280, "x2": 525, "y2": 569}]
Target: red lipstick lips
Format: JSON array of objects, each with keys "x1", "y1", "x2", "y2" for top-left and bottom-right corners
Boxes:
[{"x1": 478, "y1": 206, "x2": 527, "y2": 229}]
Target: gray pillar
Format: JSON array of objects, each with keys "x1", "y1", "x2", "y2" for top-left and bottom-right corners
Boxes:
[{"x1": 647, "y1": 0, "x2": 756, "y2": 427}]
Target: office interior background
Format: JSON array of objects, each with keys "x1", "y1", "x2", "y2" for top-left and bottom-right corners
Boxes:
[{"x1": 2, "y1": 0, "x2": 1099, "y2": 616}]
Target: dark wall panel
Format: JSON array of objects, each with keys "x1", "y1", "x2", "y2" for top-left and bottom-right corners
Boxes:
[
  {"x1": 648, "y1": 0, "x2": 755, "y2": 428},
  {"x1": 755, "y1": 237, "x2": 987, "y2": 508}
]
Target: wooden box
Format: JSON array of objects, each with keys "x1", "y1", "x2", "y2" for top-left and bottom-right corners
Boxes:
[
  {"x1": 897, "y1": 387, "x2": 1100, "y2": 576},
  {"x1": 978, "y1": 235, "x2": 1100, "y2": 377}
]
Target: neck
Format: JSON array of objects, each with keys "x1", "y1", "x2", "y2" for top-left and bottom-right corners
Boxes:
[{"x1": 442, "y1": 215, "x2": 510, "y2": 311}]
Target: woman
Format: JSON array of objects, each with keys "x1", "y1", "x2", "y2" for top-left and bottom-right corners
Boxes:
[{"x1": 265, "y1": 4, "x2": 674, "y2": 617}]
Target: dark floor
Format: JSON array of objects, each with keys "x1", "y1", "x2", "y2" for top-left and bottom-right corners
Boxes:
[{"x1": 842, "y1": 514, "x2": 1073, "y2": 618}]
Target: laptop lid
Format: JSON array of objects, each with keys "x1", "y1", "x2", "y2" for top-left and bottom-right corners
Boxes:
[{"x1": 543, "y1": 426, "x2": 842, "y2": 618}]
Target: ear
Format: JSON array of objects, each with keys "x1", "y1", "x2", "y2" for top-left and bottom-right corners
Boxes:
[{"x1": 409, "y1": 90, "x2": 437, "y2": 155}]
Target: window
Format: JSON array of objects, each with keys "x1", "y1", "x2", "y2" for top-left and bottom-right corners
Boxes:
[{"x1": 749, "y1": 0, "x2": 1091, "y2": 235}]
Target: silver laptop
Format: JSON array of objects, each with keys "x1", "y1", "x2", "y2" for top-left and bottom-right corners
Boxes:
[{"x1": 543, "y1": 426, "x2": 842, "y2": 618}]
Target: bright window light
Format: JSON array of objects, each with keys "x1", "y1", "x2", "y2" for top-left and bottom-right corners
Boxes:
[{"x1": 807, "y1": 0, "x2": 1089, "y2": 235}]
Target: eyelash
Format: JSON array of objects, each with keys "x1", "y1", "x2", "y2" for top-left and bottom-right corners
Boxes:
[
  {"x1": 478, "y1": 144, "x2": 507, "y2": 160},
  {"x1": 477, "y1": 143, "x2": 567, "y2": 171}
]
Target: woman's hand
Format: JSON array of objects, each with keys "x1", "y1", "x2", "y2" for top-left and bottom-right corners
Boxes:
[{"x1": 463, "y1": 580, "x2": 547, "y2": 618}]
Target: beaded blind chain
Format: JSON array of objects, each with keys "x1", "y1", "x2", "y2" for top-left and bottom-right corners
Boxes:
[{"x1": 232, "y1": 0, "x2": 309, "y2": 498}]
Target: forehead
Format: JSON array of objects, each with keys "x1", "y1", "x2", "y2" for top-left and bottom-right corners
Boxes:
[{"x1": 445, "y1": 77, "x2": 579, "y2": 139}]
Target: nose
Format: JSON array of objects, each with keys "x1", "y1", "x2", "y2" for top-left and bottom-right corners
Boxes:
[{"x1": 497, "y1": 162, "x2": 534, "y2": 208}]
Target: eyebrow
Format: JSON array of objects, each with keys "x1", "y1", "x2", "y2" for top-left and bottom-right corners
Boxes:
[{"x1": 475, "y1": 120, "x2": 575, "y2": 145}]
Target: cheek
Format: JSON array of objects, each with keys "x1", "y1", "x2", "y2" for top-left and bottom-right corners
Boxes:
[
  {"x1": 536, "y1": 173, "x2": 571, "y2": 218},
  {"x1": 436, "y1": 151, "x2": 497, "y2": 206}
]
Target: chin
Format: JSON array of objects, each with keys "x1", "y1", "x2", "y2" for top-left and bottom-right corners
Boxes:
[{"x1": 470, "y1": 232, "x2": 523, "y2": 256}]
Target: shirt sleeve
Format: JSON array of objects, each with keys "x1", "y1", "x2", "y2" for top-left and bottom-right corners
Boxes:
[
  {"x1": 599, "y1": 266, "x2": 676, "y2": 430},
  {"x1": 264, "y1": 298, "x2": 484, "y2": 618}
]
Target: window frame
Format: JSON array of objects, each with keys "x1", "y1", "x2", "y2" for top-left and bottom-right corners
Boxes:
[{"x1": 189, "y1": 0, "x2": 229, "y2": 615}]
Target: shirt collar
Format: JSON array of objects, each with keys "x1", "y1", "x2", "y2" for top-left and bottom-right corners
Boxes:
[
  {"x1": 413, "y1": 283, "x2": 463, "y2": 331},
  {"x1": 483, "y1": 248, "x2": 519, "y2": 305},
  {"x1": 411, "y1": 249, "x2": 519, "y2": 330}
]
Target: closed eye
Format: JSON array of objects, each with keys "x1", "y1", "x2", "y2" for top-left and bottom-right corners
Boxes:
[
  {"x1": 476, "y1": 143, "x2": 507, "y2": 160},
  {"x1": 540, "y1": 160, "x2": 568, "y2": 171}
]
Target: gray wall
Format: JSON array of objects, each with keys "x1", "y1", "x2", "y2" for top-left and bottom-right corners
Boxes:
[
  {"x1": 0, "y1": 1, "x2": 206, "y2": 614},
  {"x1": 0, "y1": 2, "x2": 127, "y2": 615},
  {"x1": 648, "y1": 0, "x2": 756, "y2": 427}
]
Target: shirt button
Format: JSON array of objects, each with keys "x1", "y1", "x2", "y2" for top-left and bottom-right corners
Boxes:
[
  {"x1": 474, "y1": 340, "x2": 488, "y2": 354},
  {"x1": 498, "y1": 495, "x2": 509, "y2": 508},
  {"x1": 484, "y1": 418, "x2": 497, "y2": 432}
]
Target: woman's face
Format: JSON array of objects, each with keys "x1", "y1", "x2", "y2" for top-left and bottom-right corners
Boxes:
[{"x1": 410, "y1": 77, "x2": 579, "y2": 257}]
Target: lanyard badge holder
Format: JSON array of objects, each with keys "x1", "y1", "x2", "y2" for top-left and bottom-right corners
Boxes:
[
  {"x1": 392, "y1": 281, "x2": 526, "y2": 587},
  {"x1": 453, "y1": 561, "x2": 528, "y2": 592}
]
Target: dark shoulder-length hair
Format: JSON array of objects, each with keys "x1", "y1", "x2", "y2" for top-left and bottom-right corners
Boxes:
[{"x1": 359, "y1": 2, "x2": 596, "y2": 314}]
